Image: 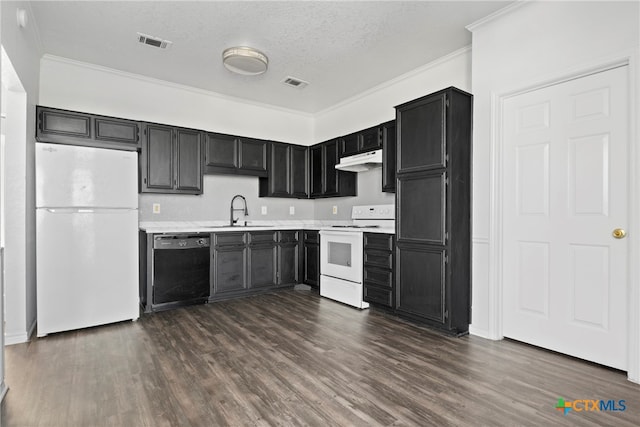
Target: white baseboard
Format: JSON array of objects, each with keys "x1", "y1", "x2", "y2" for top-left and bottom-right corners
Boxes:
[
  {"x1": 469, "y1": 325, "x2": 491, "y2": 339},
  {"x1": 4, "y1": 331, "x2": 29, "y2": 345}
]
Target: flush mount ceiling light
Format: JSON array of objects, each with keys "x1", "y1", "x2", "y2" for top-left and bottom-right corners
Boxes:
[{"x1": 222, "y1": 47, "x2": 268, "y2": 76}]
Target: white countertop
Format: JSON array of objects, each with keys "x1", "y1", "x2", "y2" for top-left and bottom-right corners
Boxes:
[{"x1": 139, "y1": 220, "x2": 395, "y2": 234}]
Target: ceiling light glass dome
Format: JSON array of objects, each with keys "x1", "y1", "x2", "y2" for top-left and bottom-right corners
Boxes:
[{"x1": 222, "y1": 46, "x2": 268, "y2": 76}]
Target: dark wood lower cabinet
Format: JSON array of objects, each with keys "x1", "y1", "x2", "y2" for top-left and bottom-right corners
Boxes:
[
  {"x1": 395, "y1": 243, "x2": 445, "y2": 323},
  {"x1": 211, "y1": 230, "x2": 300, "y2": 301},
  {"x1": 248, "y1": 232, "x2": 277, "y2": 289},
  {"x1": 213, "y1": 246, "x2": 247, "y2": 294},
  {"x1": 248, "y1": 245, "x2": 277, "y2": 288},
  {"x1": 278, "y1": 231, "x2": 300, "y2": 285},
  {"x1": 212, "y1": 233, "x2": 247, "y2": 296},
  {"x1": 302, "y1": 231, "x2": 319, "y2": 287},
  {"x1": 363, "y1": 233, "x2": 394, "y2": 308}
]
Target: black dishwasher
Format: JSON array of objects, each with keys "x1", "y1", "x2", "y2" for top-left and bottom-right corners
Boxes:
[{"x1": 152, "y1": 234, "x2": 210, "y2": 310}]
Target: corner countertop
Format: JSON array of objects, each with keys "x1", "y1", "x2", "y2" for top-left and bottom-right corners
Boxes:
[{"x1": 139, "y1": 220, "x2": 395, "y2": 234}]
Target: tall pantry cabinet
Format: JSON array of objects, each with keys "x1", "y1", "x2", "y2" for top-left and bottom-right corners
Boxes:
[{"x1": 395, "y1": 87, "x2": 472, "y2": 335}]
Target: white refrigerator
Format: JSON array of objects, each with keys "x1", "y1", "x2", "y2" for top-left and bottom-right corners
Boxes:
[{"x1": 36, "y1": 142, "x2": 139, "y2": 337}]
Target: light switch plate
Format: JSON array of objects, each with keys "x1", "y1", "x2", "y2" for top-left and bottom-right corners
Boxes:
[
  {"x1": 261, "y1": 206, "x2": 268, "y2": 215},
  {"x1": 152, "y1": 203, "x2": 161, "y2": 214},
  {"x1": 289, "y1": 206, "x2": 295, "y2": 215},
  {"x1": 332, "y1": 206, "x2": 338, "y2": 215}
]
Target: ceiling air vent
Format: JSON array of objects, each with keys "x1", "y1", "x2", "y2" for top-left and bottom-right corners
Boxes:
[
  {"x1": 281, "y1": 76, "x2": 309, "y2": 89},
  {"x1": 137, "y1": 32, "x2": 172, "y2": 49}
]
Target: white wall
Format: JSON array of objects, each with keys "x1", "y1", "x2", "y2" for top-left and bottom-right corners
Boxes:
[
  {"x1": 39, "y1": 56, "x2": 315, "y2": 145},
  {"x1": 139, "y1": 174, "x2": 315, "y2": 222},
  {"x1": 312, "y1": 48, "x2": 471, "y2": 220},
  {"x1": 468, "y1": 0, "x2": 639, "y2": 378},
  {"x1": 1, "y1": 1, "x2": 41, "y2": 344},
  {"x1": 314, "y1": 47, "x2": 471, "y2": 142}
]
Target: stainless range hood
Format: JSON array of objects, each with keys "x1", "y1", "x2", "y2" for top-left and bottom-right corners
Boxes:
[{"x1": 335, "y1": 149, "x2": 382, "y2": 172}]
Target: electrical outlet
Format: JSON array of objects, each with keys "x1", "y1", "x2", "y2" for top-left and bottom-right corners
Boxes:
[
  {"x1": 289, "y1": 206, "x2": 295, "y2": 215},
  {"x1": 261, "y1": 206, "x2": 268, "y2": 215},
  {"x1": 152, "y1": 203, "x2": 161, "y2": 214},
  {"x1": 332, "y1": 205, "x2": 338, "y2": 215}
]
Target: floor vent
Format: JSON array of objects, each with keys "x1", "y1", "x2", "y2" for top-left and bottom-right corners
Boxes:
[
  {"x1": 137, "y1": 32, "x2": 172, "y2": 49},
  {"x1": 281, "y1": 76, "x2": 309, "y2": 89}
]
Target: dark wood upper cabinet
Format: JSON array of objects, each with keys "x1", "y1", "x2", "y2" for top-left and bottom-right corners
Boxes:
[
  {"x1": 175, "y1": 128, "x2": 203, "y2": 192},
  {"x1": 309, "y1": 145, "x2": 324, "y2": 197},
  {"x1": 94, "y1": 117, "x2": 139, "y2": 146},
  {"x1": 360, "y1": 125, "x2": 382, "y2": 152},
  {"x1": 204, "y1": 133, "x2": 267, "y2": 177},
  {"x1": 395, "y1": 87, "x2": 472, "y2": 336},
  {"x1": 309, "y1": 140, "x2": 356, "y2": 198},
  {"x1": 259, "y1": 142, "x2": 308, "y2": 199},
  {"x1": 290, "y1": 145, "x2": 309, "y2": 198},
  {"x1": 323, "y1": 140, "x2": 340, "y2": 196},
  {"x1": 140, "y1": 124, "x2": 203, "y2": 194},
  {"x1": 339, "y1": 125, "x2": 382, "y2": 157},
  {"x1": 340, "y1": 133, "x2": 360, "y2": 157},
  {"x1": 36, "y1": 106, "x2": 140, "y2": 151},
  {"x1": 144, "y1": 124, "x2": 174, "y2": 191},
  {"x1": 397, "y1": 94, "x2": 447, "y2": 174},
  {"x1": 204, "y1": 132, "x2": 237, "y2": 170},
  {"x1": 238, "y1": 138, "x2": 268, "y2": 175},
  {"x1": 264, "y1": 142, "x2": 290, "y2": 197},
  {"x1": 382, "y1": 120, "x2": 396, "y2": 193}
]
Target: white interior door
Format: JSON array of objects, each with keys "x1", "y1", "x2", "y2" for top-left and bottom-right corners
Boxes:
[{"x1": 502, "y1": 66, "x2": 629, "y2": 370}]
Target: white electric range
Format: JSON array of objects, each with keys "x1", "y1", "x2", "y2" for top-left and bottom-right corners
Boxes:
[{"x1": 319, "y1": 204, "x2": 395, "y2": 308}]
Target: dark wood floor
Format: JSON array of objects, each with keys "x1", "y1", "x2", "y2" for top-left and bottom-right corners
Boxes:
[{"x1": 2, "y1": 290, "x2": 639, "y2": 426}]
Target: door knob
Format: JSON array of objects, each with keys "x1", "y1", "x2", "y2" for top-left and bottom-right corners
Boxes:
[{"x1": 612, "y1": 228, "x2": 627, "y2": 239}]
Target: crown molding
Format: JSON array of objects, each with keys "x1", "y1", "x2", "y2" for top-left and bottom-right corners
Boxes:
[
  {"x1": 40, "y1": 54, "x2": 315, "y2": 119},
  {"x1": 466, "y1": 0, "x2": 530, "y2": 32},
  {"x1": 315, "y1": 45, "x2": 472, "y2": 118}
]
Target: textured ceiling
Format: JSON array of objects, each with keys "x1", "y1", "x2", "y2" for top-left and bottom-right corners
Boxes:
[{"x1": 28, "y1": 1, "x2": 511, "y2": 113}]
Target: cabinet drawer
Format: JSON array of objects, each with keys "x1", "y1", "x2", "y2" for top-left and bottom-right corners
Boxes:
[
  {"x1": 214, "y1": 232, "x2": 246, "y2": 247},
  {"x1": 303, "y1": 231, "x2": 319, "y2": 244},
  {"x1": 364, "y1": 233, "x2": 394, "y2": 251},
  {"x1": 364, "y1": 267, "x2": 393, "y2": 289},
  {"x1": 364, "y1": 285, "x2": 393, "y2": 307},
  {"x1": 278, "y1": 230, "x2": 300, "y2": 244},
  {"x1": 364, "y1": 250, "x2": 393, "y2": 269},
  {"x1": 249, "y1": 231, "x2": 277, "y2": 245}
]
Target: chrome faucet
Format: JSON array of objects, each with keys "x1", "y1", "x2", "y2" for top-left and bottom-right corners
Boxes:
[{"x1": 230, "y1": 194, "x2": 248, "y2": 226}]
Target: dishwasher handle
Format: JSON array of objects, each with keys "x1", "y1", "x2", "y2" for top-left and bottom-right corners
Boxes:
[{"x1": 153, "y1": 234, "x2": 210, "y2": 250}]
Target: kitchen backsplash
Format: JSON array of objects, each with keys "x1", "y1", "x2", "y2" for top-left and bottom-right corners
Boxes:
[
  {"x1": 138, "y1": 167, "x2": 393, "y2": 222},
  {"x1": 314, "y1": 168, "x2": 394, "y2": 220}
]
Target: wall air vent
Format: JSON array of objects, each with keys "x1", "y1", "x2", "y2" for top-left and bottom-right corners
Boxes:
[
  {"x1": 137, "y1": 32, "x2": 173, "y2": 49},
  {"x1": 281, "y1": 76, "x2": 309, "y2": 89}
]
